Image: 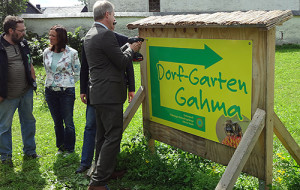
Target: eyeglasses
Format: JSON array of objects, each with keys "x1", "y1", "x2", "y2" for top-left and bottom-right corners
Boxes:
[{"x1": 15, "y1": 29, "x2": 27, "y2": 33}]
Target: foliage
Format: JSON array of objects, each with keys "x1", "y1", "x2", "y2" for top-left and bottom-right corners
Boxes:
[
  {"x1": 34, "y1": 66, "x2": 48, "y2": 109},
  {"x1": 67, "y1": 26, "x2": 86, "y2": 61},
  {"x1": 26, "y1": 31, "x2": 49, "y2": 66},
  {"x1": 78, "y1": 0, "x2": 88, "y2": 6},
  {"x1": 273, "y1": 152, "x2": 300, "y2": 189},
  {"x1": 0, "y1": 45, "x2": 299, "y2": 189},
  {"x1": 0, "y1": 0, "x2": 28, "y2": 31},
  {"x1": 115, "y1": 136, "x2": 221, "y2": 190},
  {"x1": 276, "y1": 43, "x2": 300, "y2": 50}
]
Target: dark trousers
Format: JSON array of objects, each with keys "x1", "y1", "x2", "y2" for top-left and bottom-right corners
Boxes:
[
  {"x1": 90, "y1": 103, "x2": 123, "y2": 186},
  {"x1": 45, "y1": 87, "x2": 76, "y2": 152}
]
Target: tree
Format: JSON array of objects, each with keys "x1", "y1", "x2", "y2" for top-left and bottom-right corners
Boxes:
[
  {"x1": 78, "y1": 0, "x2": 87, "y2": 6},
  {"x1": 0, "y1": 0, "x2": 28, "y2": 31}
]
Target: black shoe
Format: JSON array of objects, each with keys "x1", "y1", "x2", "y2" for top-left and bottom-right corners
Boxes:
[
  {"x1": 24, "y1": 153, "x2": 41, "y2": 159},
  {"x1": 75, "y1": 165, "x2": 90, "y2": 174},
  {"x1": 1, "y1": 159, "x2": 13, "y2": 166}
]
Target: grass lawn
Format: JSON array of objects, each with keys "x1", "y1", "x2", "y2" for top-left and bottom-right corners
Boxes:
[{"x1": 0, "y1": 45, "x2": 299, "y2": 190}]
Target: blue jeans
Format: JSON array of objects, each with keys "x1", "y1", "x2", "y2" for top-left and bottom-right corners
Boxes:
[
  {"x1": 0, "y1": 89, "x2": 36, "y2": 161},
  {"x1": 45, "y1": 87, "x2": 76, "y2": 152},
  {"x1": 80, "y1": 104, "x2": 97, "y2": 167}
]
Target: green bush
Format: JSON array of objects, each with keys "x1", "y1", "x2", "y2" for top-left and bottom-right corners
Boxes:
[
  {"x1": 26, "y1": 31, "x2": 49, "y2": 66},
  {"x1": 67, "y1": 26, "x2": 86, "y2": 61}
]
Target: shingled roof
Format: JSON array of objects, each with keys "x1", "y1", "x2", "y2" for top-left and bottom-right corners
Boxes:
[
  {"x1": 42, "y1": 5, "x2": 87, "y2": 14},
  {"x1": 127, "y1": 10, "x2": 292, "y2": 30}
]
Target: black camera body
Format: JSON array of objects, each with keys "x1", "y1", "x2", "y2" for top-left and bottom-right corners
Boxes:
[
  {"x1": 133, "y1": 52, "x2": 143, "y2": 62},
  {"x1": 128, "y1": 37, "x2": 144, "y2": 44},
  {"x1": 121, "y1": 37, "x2": 144, "y2": 62}
]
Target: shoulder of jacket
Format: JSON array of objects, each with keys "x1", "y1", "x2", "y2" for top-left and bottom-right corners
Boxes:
[
  {"x1": 22, "y1": 39, "x2": 28, "y2": 45},
  {"x1": 43, "y1": 47, "x2": 52, "y2": 54},
  {"x1": 19, "y1": 39, "x2": 29, "y2": 48},
  {"x1": 102, "y1": 29, "x2": 115, "y2": 38},
  {"x1": 104, "y1": 29, "x2": 113, "y2": 34},
  {"x1": 0, "y1": 39, "x2": 4, "y2": 50},
  {"x1": 66, "y1": 46, "x2": 78, "y2": 54}
]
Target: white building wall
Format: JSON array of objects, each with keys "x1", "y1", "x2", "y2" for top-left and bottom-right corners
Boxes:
[
  {"x1": 88, "y1": 0, "x2": 299, "y2": 12},
  {"x1": 21, "y1": 13, "x2": 142, "y2": 37},
  {"x1": 276, "y1": 16, "x2": 300, "y2": 45},
  {"x1": 88, "y1": 0, "x2": 148, "y2": 12},
  {"x1": 160, "y1": 0, "x2": 299, "y2": 12}
]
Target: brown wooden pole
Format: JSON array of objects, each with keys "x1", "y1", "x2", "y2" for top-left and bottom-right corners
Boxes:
[
  {"x1": 216, "y1": 108, "x2": 266, "y2": 190},
  {"x1": 273, "y1": 113, "x2": 300, "y2": 165},
  {"x1": 264, "y1": 28, "x2": 276, "y2": 189}
]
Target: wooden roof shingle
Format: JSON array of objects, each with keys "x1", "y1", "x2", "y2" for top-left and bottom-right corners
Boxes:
[{"x1": 127, "y1": 10, "x2": 292, "y2": 30}]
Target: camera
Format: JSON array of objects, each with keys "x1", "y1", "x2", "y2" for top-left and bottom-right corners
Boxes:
[
  {"x1": 133, "y1": 52, "x2": 143, "y2": 62},
  {"x1": 128, "y1": 37, "x2": 144, "y2": 44},
  {"x1": 121, "y1": 37, "x2": 144, "y2": 62}
]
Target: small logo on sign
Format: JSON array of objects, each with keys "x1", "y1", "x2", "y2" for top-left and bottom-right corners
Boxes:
[{"x1": 196, "y1": 118, "x2": 204, "y2": 129}]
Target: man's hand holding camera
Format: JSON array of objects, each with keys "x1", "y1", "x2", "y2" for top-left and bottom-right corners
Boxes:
[{"x1": 129, "y1": 41, "x2": 142, "y2": 53}]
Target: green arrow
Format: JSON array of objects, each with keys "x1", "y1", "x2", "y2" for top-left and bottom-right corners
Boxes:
[
  {"x1": 149, "y1": 44, "x2": 222, "y2": 69},
  {"x1": 148, "y1": 44, "x2": 214, "y2": 132}
]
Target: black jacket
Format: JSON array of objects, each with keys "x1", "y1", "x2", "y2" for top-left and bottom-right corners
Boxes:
[
  {"x1": 0, "y1": 34, "x2": 35, "y2": 99},
  {"x1": 80, "y1": 32, "x2": 135, "y2": 95},
  {"x1": 83, "y1": 24, "x2": 134, "y2": 105}
]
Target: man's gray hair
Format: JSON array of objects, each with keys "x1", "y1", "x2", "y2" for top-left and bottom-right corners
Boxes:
[{"x1": 93, "y1": 0, "x2": 114, "y2": 21}]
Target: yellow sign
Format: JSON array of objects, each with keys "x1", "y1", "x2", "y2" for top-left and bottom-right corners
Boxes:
[{"x1": 147, "y1": 37, "x2": 252, "y2": 145}]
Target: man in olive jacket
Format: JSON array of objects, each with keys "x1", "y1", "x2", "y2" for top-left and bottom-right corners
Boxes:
[{"x1": 83, "y1": 1, "x2": 141, "y2": 189}]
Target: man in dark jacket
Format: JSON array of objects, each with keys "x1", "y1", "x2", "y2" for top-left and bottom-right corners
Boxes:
[
  {"x1": 0, "y1": 16, "x2": 39, "y2": 166},
  {"x1": 76, "y1": 30, "x2": 135, "y2": 174},
  {"x1": 83, "y1": 1, "x2": 141, "y2": 189}
]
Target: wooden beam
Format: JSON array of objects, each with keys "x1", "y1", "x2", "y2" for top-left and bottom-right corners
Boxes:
[
  {"x1": 264, "y1": 28, "x2": 276, "y2": 188},
  {"x1": 123, "y1": 86, "x2": 145, "y2": 131},
  {"x1": 273, "y1": 113, "x2": 300, "y2": 165},
  {"x1": 87, "y1": 162, "x2": 95, "y2": 177},
  {"x1": 215, "y1": 108, "x2": 266, "y2": 190}
]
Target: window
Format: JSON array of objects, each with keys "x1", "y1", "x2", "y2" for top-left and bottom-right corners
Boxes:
[{"x1": 149, "y1": 0, "x2": 160, "y2": 12}]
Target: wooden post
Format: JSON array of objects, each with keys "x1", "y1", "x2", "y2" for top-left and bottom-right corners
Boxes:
[
  {"x1": 273, "y1": 113, "x2": 300, "y2": 165},
  {"x1": 123, "y1": 86, "x2": 145, "y2": 131},
  {"x1": 215, "y1": 108, "x2": 266, "y2": 190},
  {"x1": 264, "y1": 28, "x2": 276, "y2": 189},
  {"x1": 138, "y1": 31, "x2": 156, "y2": 153}
]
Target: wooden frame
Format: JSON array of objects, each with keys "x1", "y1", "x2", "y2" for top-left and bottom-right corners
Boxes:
[
  {"x1": 135, "y1": 26, "x2": 300, "y2": 189},
  {"x1": 138, "y1": 27, "x2": 270, "y2": 180}
]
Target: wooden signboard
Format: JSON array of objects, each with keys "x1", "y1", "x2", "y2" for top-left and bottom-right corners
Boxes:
[
  {"x1": 139, "y1": 26, "x2": 267, "y2": 180},
  {"x1": 127, "y1": 10, "x2": 299, "y2": 189}
]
